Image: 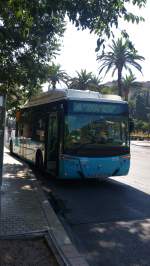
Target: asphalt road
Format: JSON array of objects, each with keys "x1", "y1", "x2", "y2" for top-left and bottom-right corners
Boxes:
[{"x1": 41, "y1": 145, "x2": 150, "y2": 266}]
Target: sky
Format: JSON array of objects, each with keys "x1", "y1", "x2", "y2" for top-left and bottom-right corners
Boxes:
[{"x1": 54, "y1": 1, "x2": 150, "y2": 85}]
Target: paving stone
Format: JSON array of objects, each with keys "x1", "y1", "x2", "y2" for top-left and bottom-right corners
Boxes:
[
  {"x1": 0, "y1": 150, "x2": 89, "y2": 266},
  {"x1": 0, "y1": 152, "x2": 49, "y2": 236}
]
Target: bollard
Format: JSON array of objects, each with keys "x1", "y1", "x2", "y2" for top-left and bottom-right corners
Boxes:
[{"x1": 0, "y1": 95, "x2": 6, "y2": 186}]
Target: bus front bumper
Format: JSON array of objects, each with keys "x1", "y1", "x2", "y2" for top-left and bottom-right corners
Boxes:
[{"x1": 59, "y1": 154, "x2": 130, "y2": 179}]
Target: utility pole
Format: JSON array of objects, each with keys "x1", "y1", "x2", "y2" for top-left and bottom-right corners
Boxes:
[{"x1": 0, "y1": 95, "x2": 6, "y2": 186}]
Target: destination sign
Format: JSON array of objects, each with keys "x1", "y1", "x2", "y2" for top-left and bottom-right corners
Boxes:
[{"x1": 71, "y1": 101, "x2": 128, "y2": 115}]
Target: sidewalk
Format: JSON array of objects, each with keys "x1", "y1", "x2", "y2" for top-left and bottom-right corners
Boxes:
[
  {"x1": 131, "y1": 140, "x2": 150, "y2": 147},
  {"x1": 0, "y1": 149, "x2": 88, "y2": 266}
]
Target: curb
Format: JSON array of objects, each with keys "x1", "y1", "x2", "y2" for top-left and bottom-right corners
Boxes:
[{"x1": 28, "y1": 169, "x2": 89, "y2": 266}]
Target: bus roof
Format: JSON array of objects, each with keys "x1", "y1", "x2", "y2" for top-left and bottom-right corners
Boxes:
[{"x1": 24, "y1": 89, "x2": 124, "y2": 108}]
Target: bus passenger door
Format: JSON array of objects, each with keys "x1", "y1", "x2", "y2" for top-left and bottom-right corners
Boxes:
[{"x1": 47, "y1": 112, "x2": 59, "y2": 176}]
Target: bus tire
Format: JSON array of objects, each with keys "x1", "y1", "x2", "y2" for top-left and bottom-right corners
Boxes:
[
  {"x1": 35, "y1": 151, "x2": 44, "y2": 171},
  {"x1": 9, "y1": 140, "x2": 13, "y2": 155}
]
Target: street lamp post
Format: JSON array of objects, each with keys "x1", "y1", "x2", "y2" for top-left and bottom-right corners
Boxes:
[{"x1": 0, "y1": 95, "x2": 6, "y2": 186}]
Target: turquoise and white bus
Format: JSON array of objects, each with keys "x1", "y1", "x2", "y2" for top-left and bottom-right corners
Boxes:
[{"x1": 10, "y1": 89, "x2": 131, "y2": 179}]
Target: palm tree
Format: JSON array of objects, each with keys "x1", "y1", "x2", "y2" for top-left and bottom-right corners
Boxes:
[
  {"x1": 97, "y1": 38, "x2": 144, "y2": 97},
  {"x1": 88, "y1": 75, "x2": 102, "y2": 91},
  {"x1": 122, "y1": 73, "x2": 140, "y2": 101},
  {"x1": 69, "y1": 69, "x2": 93, "y2": 90},
  {"x1": 69, "y1": 69, "x2": 101, "y2": 91},
  {"x1": 48, "y1": 63, "x2": 69, "y2": 90}
]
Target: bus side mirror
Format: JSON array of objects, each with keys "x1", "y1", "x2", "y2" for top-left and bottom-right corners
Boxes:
[{"x1": 129, "y1": 119, "x2": 134, "y2": 132}]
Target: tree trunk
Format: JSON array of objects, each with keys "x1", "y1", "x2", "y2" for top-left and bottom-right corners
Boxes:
[
  {"x1": 124, "y1": 88, "x2": 129, "y2": 101},
  {"x1": 52, "y1": 80, "x2": 56, "y2": 90},
  {"x1": 117, "y1": 68, "x2": 122, "y2": 97}
]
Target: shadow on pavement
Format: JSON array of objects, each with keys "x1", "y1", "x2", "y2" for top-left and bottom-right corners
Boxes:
[
  {"x1": 74, "y1": 217, "x2": 150, "y2": 266},
  {"x1": 41, "y1": 177, "x2": 150, "y2": 224},
  {"x1": 4, "y1": 154, "x2": 150, "y2": 266},
  {"x1": 1, "y1": 159, "x2": 49, "y2": 236},
  {"x1": 47, "y1": 179, "x2": 150, "y2": 266}
]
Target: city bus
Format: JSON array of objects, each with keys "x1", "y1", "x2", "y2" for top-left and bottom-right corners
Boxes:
[{"x1": 9, "y1": 89, "x2": 131, "y2": 179}]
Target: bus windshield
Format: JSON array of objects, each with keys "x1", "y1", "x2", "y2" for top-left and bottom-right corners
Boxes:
[{"x1": 64, "y1": 102, "x2": 129, "y2": 156}]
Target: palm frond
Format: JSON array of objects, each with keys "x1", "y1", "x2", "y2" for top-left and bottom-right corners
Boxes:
[{"x1": 97, "y1": 37, "x2": 144, "y2": 97}]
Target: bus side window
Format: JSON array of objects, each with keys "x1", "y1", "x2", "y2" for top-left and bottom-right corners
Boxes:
[
  {"x1": 17, "y1": 111, "x2": 32, "y2": 139},
  {"x1": 32, "y1": 116, "x2": 45, "y2": 142},
  {"x1": 18, "y1": 124, "x2": 23, "y2": 137},
  {"x1": 47, "y1": 113, "x2": 58, "y2": 161},
  {"x1": 23, "y1": 123, "x2": 32, "y2": 138}
]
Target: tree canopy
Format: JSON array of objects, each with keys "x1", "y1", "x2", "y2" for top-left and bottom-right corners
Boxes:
[
  {"x1": 69, "y1": 69, "x2": 101, "y2": 91},
  {"x1": 0, "y1": 0, "x2": 147, "y2": 113},
  {"x1": 0, "y1": 0, "x2": 65, "y2": 89},
  {"x1": 97, "y1": 38, "x2": 144, "y2": 97},
  {"x1": 47, "y1": 63, "x2": 69, "y2": 90}
]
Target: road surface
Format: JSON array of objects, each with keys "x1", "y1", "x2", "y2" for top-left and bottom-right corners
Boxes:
[{"x1": 40, "y1": 145, "x2": 150, "y2": 266}]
